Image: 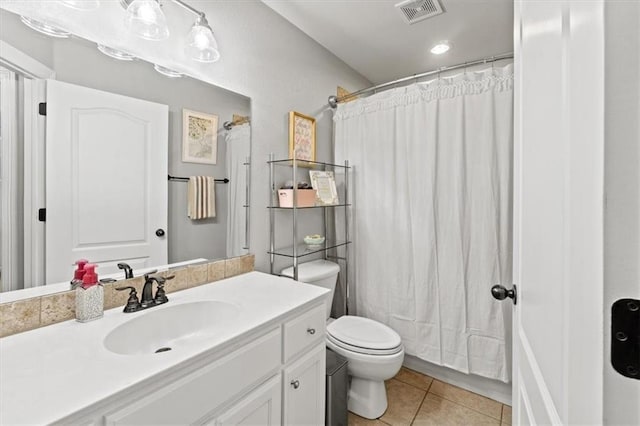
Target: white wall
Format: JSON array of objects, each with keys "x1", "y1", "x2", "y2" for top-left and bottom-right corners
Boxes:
[{"x1": 604, "y1": 2, "x2": 640, "y2": 424}]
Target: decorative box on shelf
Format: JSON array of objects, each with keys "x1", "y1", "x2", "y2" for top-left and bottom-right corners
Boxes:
[{"x1": 277, "y1": 189, "x2": 317, "y2": 208}]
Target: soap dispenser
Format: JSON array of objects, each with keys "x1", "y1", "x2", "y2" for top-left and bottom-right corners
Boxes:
[
  {"x1": 75, "y1": 263, "x2": 104, "y2": 322},
  {"x1": 70, "y1": 259, "x2": 89, "y2": 290}
]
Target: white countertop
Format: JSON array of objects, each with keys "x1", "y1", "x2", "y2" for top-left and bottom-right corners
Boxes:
[{"x1": 0, "y1": 271, "x2": 329, "y2": 425}]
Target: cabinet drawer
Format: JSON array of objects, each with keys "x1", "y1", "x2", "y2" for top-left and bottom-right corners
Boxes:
[
  {"x1": 283, "y1": 304, "x2": 325, "y2": 362},
  {"x1": 105, "y1": 328, "x2": 281, "y2": 425}
]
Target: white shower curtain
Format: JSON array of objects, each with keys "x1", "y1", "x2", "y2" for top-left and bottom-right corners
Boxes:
[
  {"x1": 225, "y1": 123, "x2": 251, "y2": 258},
  {"x1": 334, "y1": 65, "x2": 513, "y2": 382}
]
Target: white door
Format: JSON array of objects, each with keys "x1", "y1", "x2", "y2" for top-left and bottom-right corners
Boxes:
[
  {"x1": 509, "y1": 1, "x2": 604, "y2": 424},
  {"x1": 46, "y1": 79, "x2": 168, "y2": 283}
]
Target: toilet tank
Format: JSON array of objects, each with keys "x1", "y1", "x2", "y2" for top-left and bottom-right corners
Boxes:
[{"x1": 281, "y1": 259, "x2": 340, "y2": 319}]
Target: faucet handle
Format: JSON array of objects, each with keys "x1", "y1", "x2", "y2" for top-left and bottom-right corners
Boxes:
[
  {"x1": 115, "y1": 286, "x2": 141, "y2": 313},
  {"x1": 154, "y1": 282, "x2": 169, "y2": 305}
]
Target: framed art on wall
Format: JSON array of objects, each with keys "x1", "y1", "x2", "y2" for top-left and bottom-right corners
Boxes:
[
  {"x1": 309, "y1": 170, "x2": 339, "y2": 205},
  {"x1": 183, "y1": 109, "x2": 218, "y2": 164},
  {"x1": 288, "y1": 111, "x2": 316, "y2": 163}
]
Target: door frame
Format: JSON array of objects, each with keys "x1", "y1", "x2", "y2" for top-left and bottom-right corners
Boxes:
[{"x1": 0, "y1": 41, "x2": 53, "y2": 288}]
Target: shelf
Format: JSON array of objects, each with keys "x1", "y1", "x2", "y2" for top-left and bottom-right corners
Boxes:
[
  {"x1": 268, "y1": 241, "x2": 351, "y2": 259},
  {"x1": 267, "y1": 158, "x2": 350, "y2": 169},
  {"x1": 267, "y1": 203, "x2": 351, "y2": 210}
]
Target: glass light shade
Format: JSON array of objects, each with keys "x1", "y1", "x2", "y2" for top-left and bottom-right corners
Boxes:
[
  {"x1": 20, "y1": 16, "x2": 70, "y2": 38},
  {"x1": 125, "y1": 0, "x2": 169, "y2": 41},
  {"x1": 185, "y1": 18, "x2": 220, "y2": 63},
  {"x1": 153, "y1": 64, "x2": 183, "y2": 78},
  {"x1": 97, "y1": 44, "x2": 136, "y2": 61},
  {"x1": 60, "y1": 0, "x2": 100, "y2": 10}
]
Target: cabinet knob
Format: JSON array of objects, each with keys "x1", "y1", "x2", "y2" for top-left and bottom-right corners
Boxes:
[
  {"x1": 290, "y1": 380, "x2": 300, "y2": 389},
  {"x1": 307, "y1": 328, "x2": 316, "y2": 335}
]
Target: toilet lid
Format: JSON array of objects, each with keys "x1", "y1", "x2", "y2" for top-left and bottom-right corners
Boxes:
[{"x1": 327, "y1": 316, "x2": 402, "y2": 352}]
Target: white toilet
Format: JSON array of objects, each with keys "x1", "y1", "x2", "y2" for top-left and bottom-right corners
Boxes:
[{"x1": 282, "y1": 260, "x2": 404, "y2": 420}]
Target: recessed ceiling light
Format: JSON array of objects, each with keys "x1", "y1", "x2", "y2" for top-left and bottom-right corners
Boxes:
[
  {"x1": 60, "y1": 0, "x2": 101, "y2": 10},
  {"x1": 430, "y1": 41, "x2": 451, "y2": 55},
  {"x1": 153, "y1": 64, "x2": 183, "y2": 78},
  {"x1": 20, "y1": 16, "x2": 70, "y2": 38},
  {"x1": 97, "y1": 44, "x2": 136, "y2": 61}
]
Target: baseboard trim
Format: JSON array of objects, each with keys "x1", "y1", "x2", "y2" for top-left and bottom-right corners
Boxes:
[{"x1": 403, "y1": 355, "x2": 512, "y2": 405}]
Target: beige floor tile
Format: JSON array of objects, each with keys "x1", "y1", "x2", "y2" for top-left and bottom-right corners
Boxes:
[
  {"x1": 413, "y1": 394, "x2": 500, "y2": 426},
  {"x1": 348, "y1": 412, "x2": 389, "y2": 425},
  {"x1": 393, "y1": 367, "x2": 434, "y2": 392},
  {"x1": 428, "y1": 380, "x2": 503, "y2": 420},
  {"x1": 379, "y1": 379, "x2": 426, "y2": 426},
  {"x1": 502, "y1": 405, "x2": 512, "y2": 424}
]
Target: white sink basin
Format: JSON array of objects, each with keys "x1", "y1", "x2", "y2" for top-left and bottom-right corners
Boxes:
[{"x1": 104, "y1": 301, "x2": 240, "y2": 355}]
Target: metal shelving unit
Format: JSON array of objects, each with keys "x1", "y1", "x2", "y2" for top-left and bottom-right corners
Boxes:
[{"x1": 268, "y1": 154, "x2": 351, "y2": 314}]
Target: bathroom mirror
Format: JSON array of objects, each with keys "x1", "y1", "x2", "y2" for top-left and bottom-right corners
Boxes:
[{"x1": 0, "y1": 8, "x2": 251, "y2": 297}]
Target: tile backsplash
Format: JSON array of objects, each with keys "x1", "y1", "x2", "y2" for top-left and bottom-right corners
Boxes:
[{"x1": 0, "y1": 254, "x2": 255, "y2": 338}]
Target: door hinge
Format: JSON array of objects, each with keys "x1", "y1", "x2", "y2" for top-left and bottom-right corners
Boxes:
[
  {"x1": 611, "y1": 298, "x2": 639, "y2": 380},
  {"x1": 38, "y1": 208, "x2": 46, "y2": 222},
  {"x1": 38, "y1": 102, "x2": 46, "y2": 116}
]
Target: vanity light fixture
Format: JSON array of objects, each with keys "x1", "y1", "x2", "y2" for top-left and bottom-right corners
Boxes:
[
  {"x1": 123, "y1": 0, "x2": 170, "y2": 41},
  {"x1": 153, "y1": 64, "x2": 183, "y2": 78},
  {"x1": 97, "y1": 44, "x2": 136, "y2": 61},
  {"x1": 60, "y1": 0, "x2": 101, "y2": 10},
  {"x1": 430, "y1": 40, "x2": 451, "y2": 55},
  {"x1": 20, "y1": 16, "x2": 71, "y2": 38},
  {"x1": 120, "y1": 0, "x2": 220, "y2": 62},
  {"x1": 185, "y1": 15, "x2": 220, "y2": 63}
]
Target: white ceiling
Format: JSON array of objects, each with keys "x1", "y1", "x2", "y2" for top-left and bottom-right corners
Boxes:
[{"x1": 262, "y1": 0, "x2": 514, "y2": 84}]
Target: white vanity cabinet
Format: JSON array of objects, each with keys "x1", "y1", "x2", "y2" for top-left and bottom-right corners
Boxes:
[
  {"x1": 66, "y1": 301, "x2": 326, "y2": 426},
  {"x1": 0, "y1": 272, "x2": 331, "y2": 426}
]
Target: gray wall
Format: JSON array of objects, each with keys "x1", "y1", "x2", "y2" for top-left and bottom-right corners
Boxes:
[
  {"x1": 179, "y1": 1, "x2": 371, "y2": 273},
  {"x1": 1, "y1": 1, "x2": 370, "y2": 302},
  {"x1": 0, "y1": 10, "x2": 250, "y2": 263},
  {"x1": 604, "y1": 2, "x2": 640, "y2": 424}
]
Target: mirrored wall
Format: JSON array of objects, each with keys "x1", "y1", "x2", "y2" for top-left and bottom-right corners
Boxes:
[{"x1": 0, "y1": 8, "x2": 251, "y2": 297}]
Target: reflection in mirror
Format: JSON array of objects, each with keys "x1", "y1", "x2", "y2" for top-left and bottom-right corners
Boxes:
[{"x1": 0, "y1": 8, "x2": 251, "y2": 297}]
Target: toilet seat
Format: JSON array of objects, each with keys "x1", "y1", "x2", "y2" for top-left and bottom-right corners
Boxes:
[{"x1": 327, "y1": 316, "x2": 403, "y2": 356}]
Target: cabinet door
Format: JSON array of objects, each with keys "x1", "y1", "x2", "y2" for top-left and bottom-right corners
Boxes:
[
  {"x1": 212, "y1": 375, "x2": 281, "y2": 426},
  {"x1": 104, "y1": 329, "x2": 281, "y2": 425},
  {"x1": 283, "y1": 344, "x2": 326, "y2": 426}
]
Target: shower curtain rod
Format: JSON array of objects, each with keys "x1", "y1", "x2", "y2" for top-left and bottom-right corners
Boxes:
[{"x1": 328, "y1": 52, "x2": 514, "y2": 108}]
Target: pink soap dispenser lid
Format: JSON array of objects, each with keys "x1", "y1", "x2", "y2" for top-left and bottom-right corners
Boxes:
[
  {"x1": 82, "y1": 264, "x2": 98, "y2": 288},
  {"x1": 74, "y1": 259, "x2": 89, "y2": 280}
]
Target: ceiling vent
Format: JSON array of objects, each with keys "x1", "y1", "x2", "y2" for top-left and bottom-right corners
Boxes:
[{"x1": 395, "y1": 0, "x2": 445, "y2": 25}]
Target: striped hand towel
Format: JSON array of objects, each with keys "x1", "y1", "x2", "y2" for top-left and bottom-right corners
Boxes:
[{"x1": 188, "y1": 176, "x2": 216, "y2": 219}]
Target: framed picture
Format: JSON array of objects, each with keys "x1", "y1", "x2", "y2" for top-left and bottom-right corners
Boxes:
[
  {"x1": 309, "y1": 170, "x2": 339, "y2": 205},
  {"x1": 288, "y1": 111, "x2": 316, "y2": 164},
  {"x1": 183, "y1": 109, "x2": 218, "y2": 164}
]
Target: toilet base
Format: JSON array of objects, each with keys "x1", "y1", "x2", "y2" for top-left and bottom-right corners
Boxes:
[{"x1": 348, "y1": 377, "x2": 388, "y2": 419}]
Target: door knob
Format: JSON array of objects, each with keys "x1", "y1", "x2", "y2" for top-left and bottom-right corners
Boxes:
[
  {"x1": 491, "y1": 284, "x2": 517, "y2": 305},
  {"x1": 155, "y1": 228, "x2": 165, "y2": 237}
]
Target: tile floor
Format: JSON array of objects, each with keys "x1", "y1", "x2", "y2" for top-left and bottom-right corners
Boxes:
[{"x1": 348, "y1": 367, "x2": 512, "y2": 426}]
